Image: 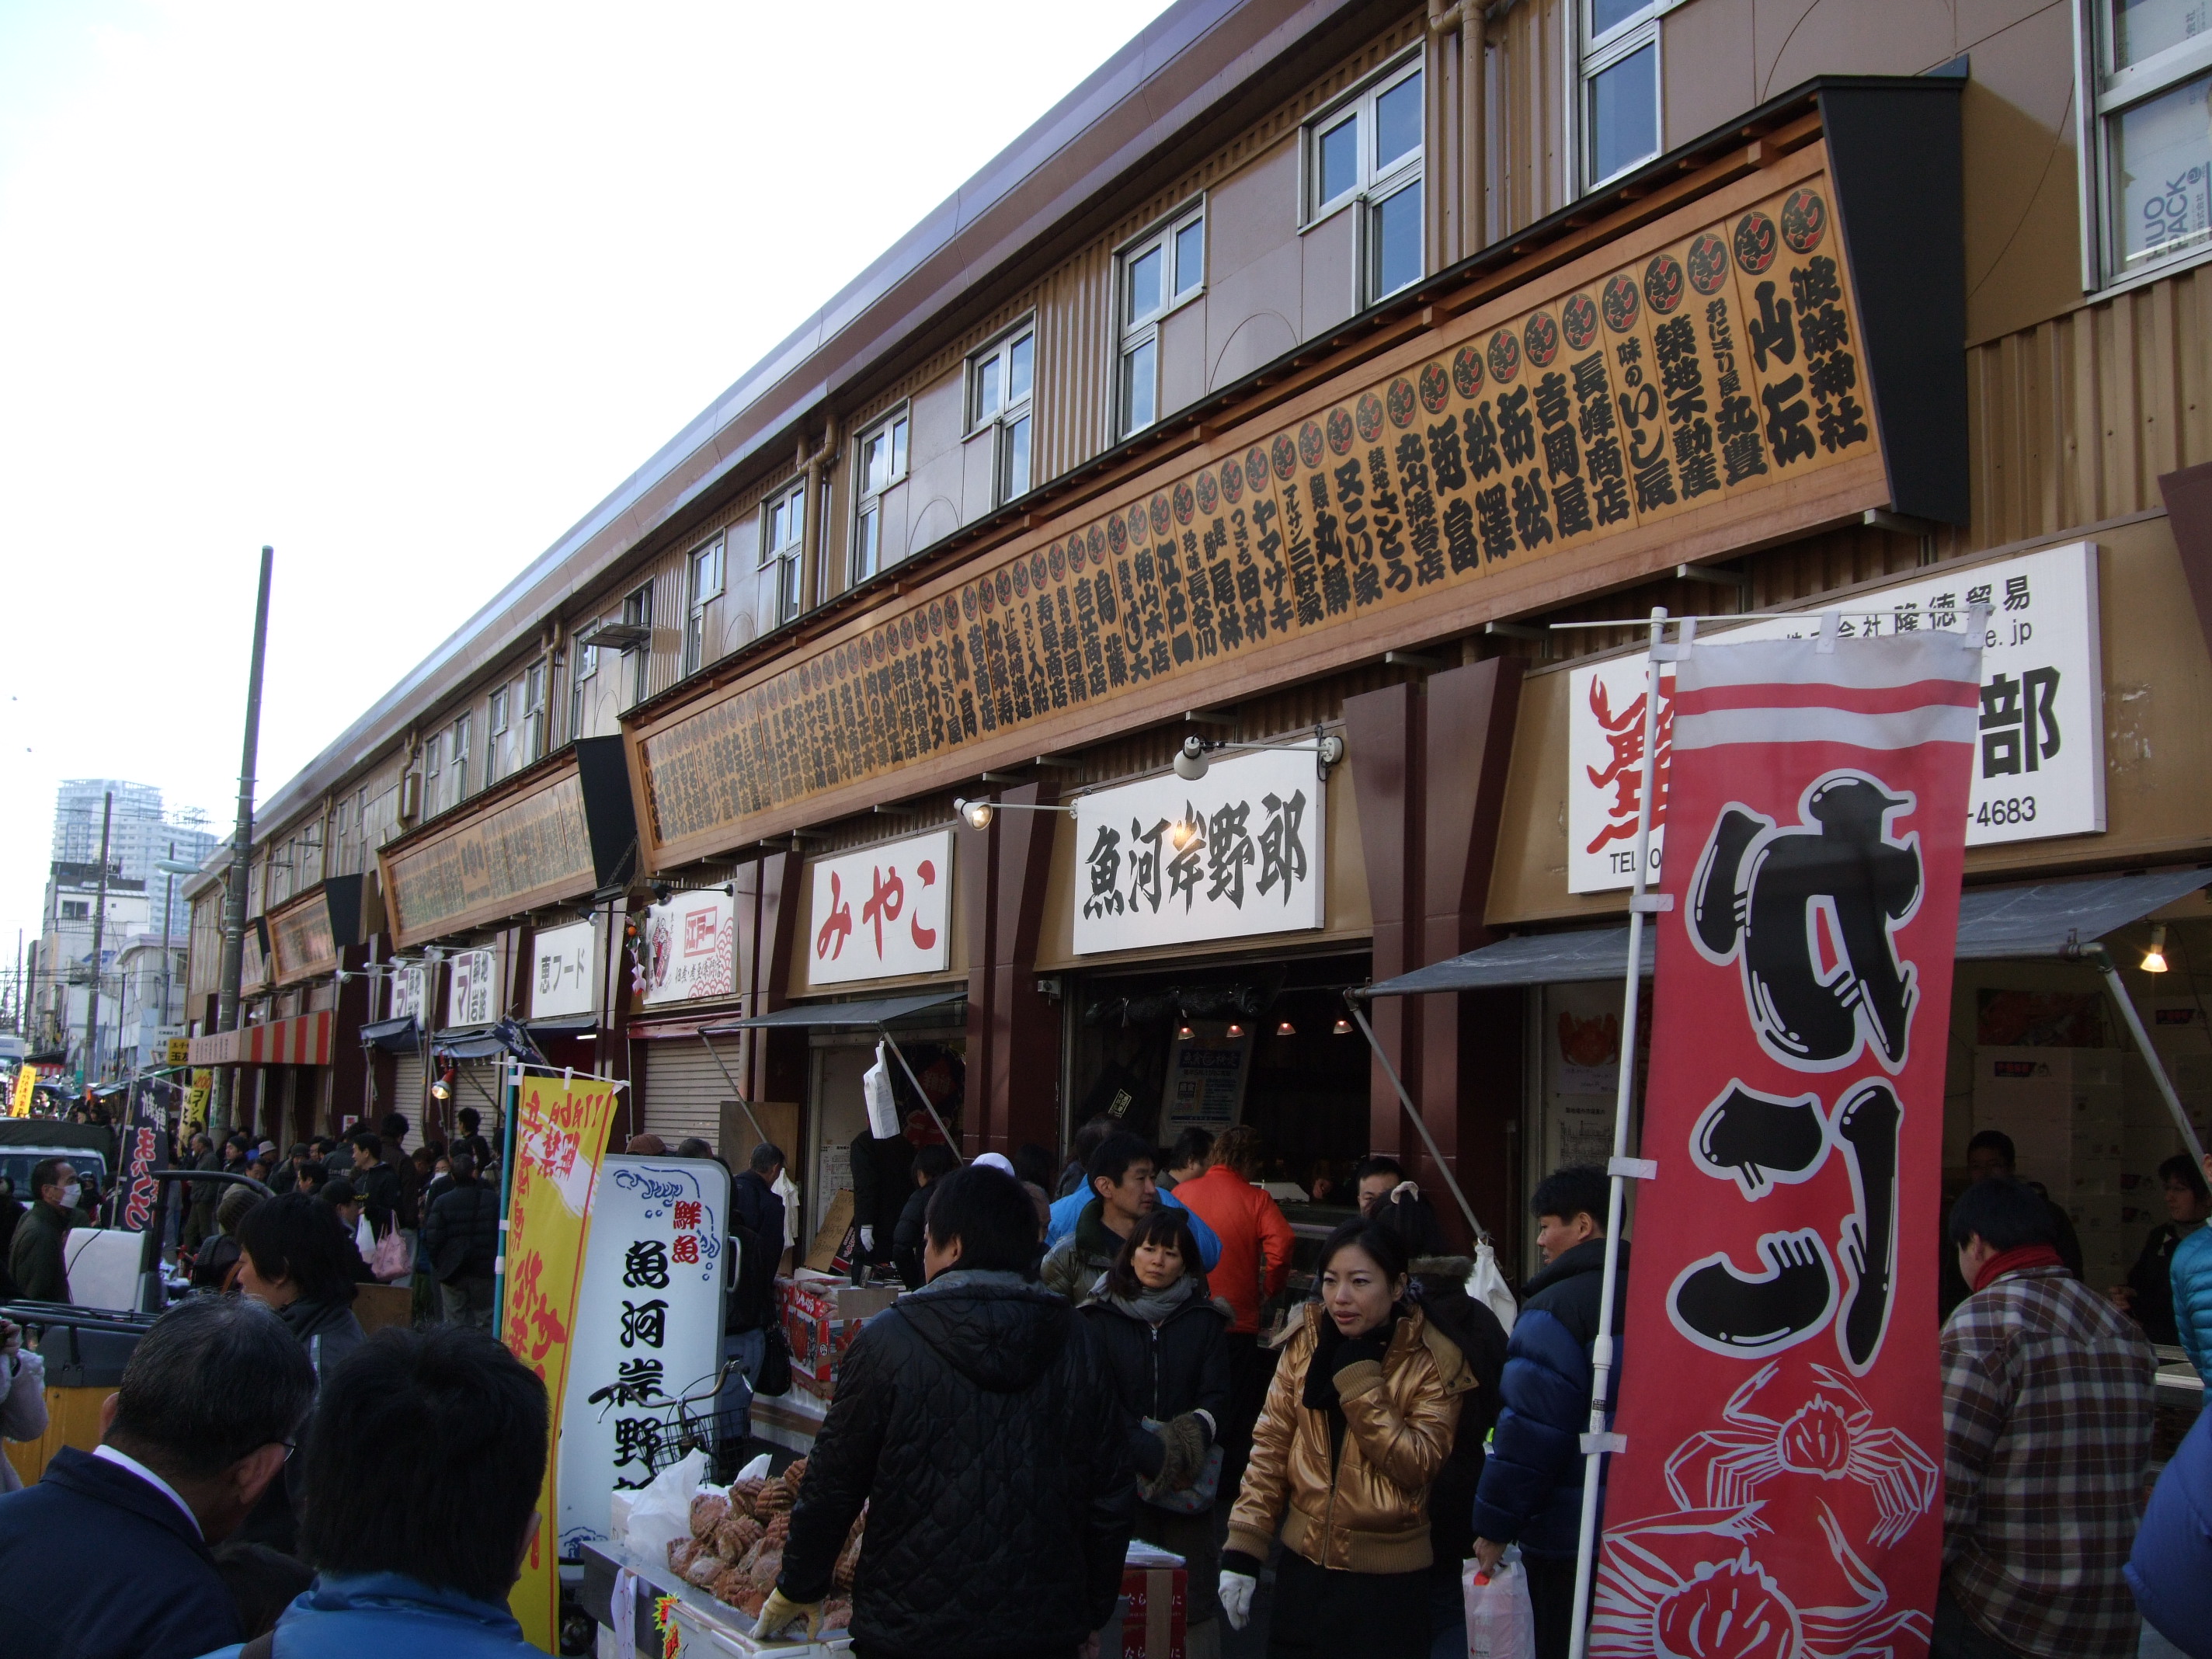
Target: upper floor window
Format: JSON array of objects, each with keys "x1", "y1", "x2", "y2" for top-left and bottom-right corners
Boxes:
[
  {"x1": 60, "y1": 899, "x2": 89, "y2": 921},
  {"x1": 423, "y1": 732, "x2": 443, "y2": 816},
  {"x1": 1584, "y1": 1, "x2": 1662, "y2": 190},
  {"x1": 622, "y1": 583, "x2": 654, "y2": 707},
  {"x1": 854, "y1": 410, "x2": 909, "y2": 583},
  {"x1": 969, "y1": 325, "x2": 1035, "y2": 504},
  {"x1": 762, "y1": 485, "x2": 805, "y2": 624},
  {"x1": 2083, "y1": 0, "x2": 2212, "y2": 289},
  {"x1": 488, "y1": 687, "x2": 512, "y2": 783},
  {"x1": 523, "y1": 661, "x2": 547, "y2": 763},
  {"x1": 1118, "y1": 207, "x2": 1205, "y2": 436},
  {"x1": 1305, "y1": 61, "x2": 1424, "y2": 304},
  {"x1": 450, "y1": 713, "x2": 471, "y2": 800},
  {"x1": 685, "y1": 536, "x2": 725, "y2": 675},
  {"x1": 568, "y1": 644, "x2": 597, "y2": 742}
]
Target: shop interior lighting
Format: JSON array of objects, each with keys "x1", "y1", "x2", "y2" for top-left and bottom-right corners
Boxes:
[
  {"x1": 1177, "y1": 1021, "x2": 1195, "y2": 1040},
  {"x1": 1225, "y1": 1021, "x2": 1245, "y2": 1038},
  {"x1": 1331, "y1": 1017, "x2": 1354, "y2": 1035},
  {"x1": 2143, "y1": 925, "x2": 2169, "y2": 973},
  {"x1": 1174, "y1": 730, "x2": 1346, "y2": 783},
  {"x1": 1275, "y1": 1019, "x2": 1296, "y2": 1037}
]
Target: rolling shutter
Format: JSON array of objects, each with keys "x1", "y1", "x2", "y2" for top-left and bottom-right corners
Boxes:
[
  {"x1": 638, "y1": 1040, "x2": 733, "y2": 1148},
  {"x1": 389, "y1": 1050, "x2": 424, "y2": 1125}
]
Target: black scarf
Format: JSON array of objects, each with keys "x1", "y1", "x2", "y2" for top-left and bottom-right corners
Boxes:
[{"x1": 1302, "y1": 1309, "x2": 1400, "y2": 1466}]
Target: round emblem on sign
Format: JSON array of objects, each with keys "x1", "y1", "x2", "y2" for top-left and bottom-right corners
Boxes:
[
  {"x1": 1127, "y1": 506, "x2": 1148, "y2": 545},
  {"x1": 1327, "y1": 407, "x2": 1355, "y2": 456},
  {"x1": 1010, "y1": 558, "x2": 1028, "y2": 597},
  {"x1": 1108, "y1": 515, "x2": 1128, "y2": 556},
  {"x1": 1247, "y1": 446, "x2": 1271, "y2": 487},
  {"x1": 1643, "y1": 253, "x2": 1685, "y2": 315},
  {"x1": 961, "y1": 585, "x2": 977, "y2": 621},
  {"x1": 1149, "y1": 496, "x2": 1173, "y2": 539},
  {"x1": 1031, "y1": 552, "x2": 1048, "y2": 591},
  {"x1": 1419, "y1": 360, "x2": 1450, "y2": 413},
  {"x1": 1386, "y1": 377, "x2": 1417, "y2": 428},
  {"x1": 1687, "y1": 232, "x2": 1730, "y2": 296},
  {"x1": 1734, "y1": 210, "x2": 1778, "y2": 275},
  {"x1": 1299, "y1": 420, "x2": 1325, "y2": 469},
  {"x1": 978, "y1": 577, "x2": 994, "y2": 614},
  {"x1": 1562, "y1": 292, "x2": 1600, "y2": 353},
  {"x1": 927, "y1": 600, "x2": 944, "y2": 638},
  {"x1": 1221, "y1": 458, "x2": 1243, "y2": 503},
  {"x1": 995, "y1": 569, "x2": 1013, "y2": 606},
  {"x1": 1452, "y1": 343, "x2": 1483, "y2": 399},
  {"x1": 1195, "y1": 470, "x2": 1217, "y2": 515},
  {"x1": 1088, "y1": 523, "x2": 1107, "y2": 562},
  {"x1": 1523, "y1": 310, "x2": 1560, "y2": 368},
  {"x1": 1602, "y1": 273, "x2": 1641, "y2": 333},
  {"x1": 1273, "y1": 433, "x2": 1299, "y2": 480},
  {"x1": 1779, "y1": 188, "x2": 1827, "y2": 254},
  {"x1": 901, "y1": 614, "x2": 916, "y2": 651},
  {"x1": 1487, "y1": 329, "x2": 1520, "y2": 384},
  {"x1": 1049, "y1": 541, "x2": 1066, "y2": 582},
  {"x1": 1355, "y1": 394, "x2": 1383, "y2": 443},
  {"x1": 1173, "y1": 480, "x2": 1195, "y2": 525}
]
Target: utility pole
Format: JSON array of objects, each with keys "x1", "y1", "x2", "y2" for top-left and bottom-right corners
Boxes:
[
  {"x1": 11, "y1": 931, "x2": 20, "y2": 1035},
  {"x1": 85, "y1": 791, "x2": 113, "y2": 1089},
  {"x1": 214, "y1": 545, "x2": 273, "y2": 1141},
  {"x1": 160, "y1": 840, "x2": 177, "y2": 1048}
]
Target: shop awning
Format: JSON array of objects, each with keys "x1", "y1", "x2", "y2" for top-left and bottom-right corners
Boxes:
[
  {"x1": 358, "y1": 1016, "x2": 420, "y2": 1054},
  {"x1": 526, "y1": 1015, "x2": 600, "y2": 1037},
  {"x1": 704, "y1": 990, "x2": 962, "y2": 1032},
  {"x1": 433, "y1": 1027, "x2": 510, "y2": 1061},
  {"x1": 1359, "y1": 867, "x2": 2212, "y2": 997},
  {"x1": 187, "y1": 1009, "x2": 334, "y2": 1067}
]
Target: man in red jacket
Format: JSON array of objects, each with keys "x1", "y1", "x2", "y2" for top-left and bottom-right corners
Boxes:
[{"x1": 1168, "y1": 1123, "x2": 1294, "y2": 1490}]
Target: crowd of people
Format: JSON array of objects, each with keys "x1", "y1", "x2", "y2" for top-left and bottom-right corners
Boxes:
[{"x1": 2, "y1": 1100, "x2": 2209, "y2": 1659}]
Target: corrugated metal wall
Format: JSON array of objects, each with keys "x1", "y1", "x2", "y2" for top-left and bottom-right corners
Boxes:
[
  {"x1": 1480, "y1": 0, "x2": 1572, "y2": 249},
  {"x1": 638, "y1": 1038, "x2": 733, "y2": 1147}
]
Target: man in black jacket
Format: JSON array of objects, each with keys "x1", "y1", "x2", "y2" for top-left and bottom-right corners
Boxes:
[
  {"x1": 713, "y1": 1143, "x2": 787, "y2": 1476},
  {"x1": 0, "y1": 1296, "x2": 315, "y2": 1659},
  {"x1": 849, "y1": 1120, "x2": 915, "y2": 1269},
  {"x1": 349, "y1": 1132, "x2": 404, "y2": 1236},
  {"x1": 421, "y1": 1153, "x2": 501, "y2": 1328},
  {"x1": 758, "y1": 1164, "x2": 1135, "y2": 1659}
]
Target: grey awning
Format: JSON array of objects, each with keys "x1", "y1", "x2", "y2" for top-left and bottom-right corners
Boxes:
[
  {"x1": 525, "y1": 1015, "x2": 600, "y2": 1036},
  {"x1": 703, "y1": 990, "x2": 962, "y2": 1033},
  {"x1": 358, "y1": 1016, "x2": 419, "y2": 1053},
  {"x1": 433, "y1": 1027, "x2": 508, "y2": 1060},
  {"x1": 1361, "y1": 867, "x2": 2211, "y2": 998}
]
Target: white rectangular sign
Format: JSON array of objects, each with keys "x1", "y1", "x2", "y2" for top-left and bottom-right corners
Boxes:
[
  {"x1": 807, "y1": 829, "x2": 954, "y2": 986},
  {"x1": 1567, "y1": 541, "x2": 2104, "y2": 893},
  {"x1": 1073, "y1": 746, "x2": 1325, "y2": 955},
  {"x1": 388, "y1": 963, "x2": 427, "y2": 1024},
  {"x1": 558, "y1": 1153, "x2": 729, "y2": 1560},
  {"x1": 446, "y1": 947, "x2": 497, "y2": 1028},
  {"x1": 640, "y1": 889, "x2": 736, "y2": 1006},
  {"x1": 530, "y1": 920, "x2": 597, "y2": 1019}
]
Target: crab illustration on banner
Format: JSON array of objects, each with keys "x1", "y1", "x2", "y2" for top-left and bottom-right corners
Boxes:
[{"x1": 1591, "y1": 617, "x2": 1981, "y2": 1657}]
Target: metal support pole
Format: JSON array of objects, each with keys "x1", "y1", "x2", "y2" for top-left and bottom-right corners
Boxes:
[
  {"x1": 876, "y1": 1027, "x2": 962, "y2": 1160},
  {"x1": 1346, "y1": 1000, "x2": 1487, "y2": 1240},
  {"x1": 1567, "y1": 607, "x2": 1668, "y2": 1659},
  {"x1": 2082, "y1": 944, "x2": 2209, "y2": 1167},
  {"x1": 85, "y1": 792, "x2": 113, "y2": 1089},
  {"x1": 696, "y1": 1031, "x2": 769, "y2": 1150},
  {"x1": 214, "y1": 546, "x2": 274, "y2": 1141}
]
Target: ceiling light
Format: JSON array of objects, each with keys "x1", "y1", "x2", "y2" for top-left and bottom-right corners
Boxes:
[
  {"x1": 1332, "y1": 1017, "x2": 1353, "y2": 1036},
  {"x1": 1225, "y1": 1022, "x2": 1244, "y2": 1038},
  {"x1": 1275, "y1": 1019, "x2": 1296, "y2": 1037},
  {"x1": 1177, "y1": 1022, "x2": 1194, "y2": 1040},
  {"x1": 2143, "y1": 925, "x2": 2169, "y2": 974},
  {"x1": 955, "y1": 797, "x2": 995, "y2": 830}
]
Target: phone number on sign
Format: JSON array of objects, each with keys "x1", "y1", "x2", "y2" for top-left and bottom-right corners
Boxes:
[{"x1": 1973, "y1": 795, "x2": 2037, "y2": 827}]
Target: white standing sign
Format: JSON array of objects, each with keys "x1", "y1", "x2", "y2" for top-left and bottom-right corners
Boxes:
[
  {"x1": 1073, "y1": 746, "x2": 1325, "y2": 955},
  {"x1": 808, "y1": 830, "x2": 954, "y2": 986},
  {"x1": 530, "y1": 920, "x2": 597, "y2": 1019},
  {"x1": 1567, "y1": 541, "x2": 2103, "y2": 892},
  {"x1": 640, "y1": 890, "x2": 736, "y2": 1007},
  {"x1": 446, "y1": 948, "x2": 497, "y2": 1028},
  {"x1": 388, "y1": 963, "x2": 427, "y2": 1024},
  {"x1": 558, "y1": 1154, "x2": 729, "y2": 1560}
]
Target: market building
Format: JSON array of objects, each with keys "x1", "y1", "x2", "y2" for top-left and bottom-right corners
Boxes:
[{"x1": 186, "y1": 0, "x2": 2212, "y2": 1318}]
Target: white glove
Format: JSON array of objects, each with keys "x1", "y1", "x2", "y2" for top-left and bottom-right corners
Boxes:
[
  {"x1": 1219, "y1": 1570, "x2": 1256, "y2": 1631},
  {"x1": 859, "y1": 1225, "x2": 875, "y2": 1251}
]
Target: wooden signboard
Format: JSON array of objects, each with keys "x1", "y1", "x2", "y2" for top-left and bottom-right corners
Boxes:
[
  {"x1": 266, "y1": 887, "x2": 339, "y2": 983},
  {"x1": 381, "y1": 766, "x2": 596, "y2": 948}
]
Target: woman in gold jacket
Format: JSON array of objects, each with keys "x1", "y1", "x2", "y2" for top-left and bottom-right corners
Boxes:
[{"x1": 1218, "y1": 1217, "x2": 1477, "y2": 1657}]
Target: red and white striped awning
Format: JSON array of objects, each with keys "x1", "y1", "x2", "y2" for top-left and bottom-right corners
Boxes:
[{"x1": 188, "y1": 1009, "x2": 334, "y2": 1068}]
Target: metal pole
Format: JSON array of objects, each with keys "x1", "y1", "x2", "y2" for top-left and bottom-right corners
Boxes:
[
  {"x1": 695, "y1": 1031, "x2": 769, "y2": 1150},
  {"x1": 160, "y1": 841, "x2": 176, "y2": 1052},
  {"x1": 1567, "y1": 607, "x2": 1669, "y2": 1659},
  {"x1": 2083, "y1": 944, "x2": 2209, "y2": 1167},
  {"x1": 1346, "y1": 1000, "x2": 1487, "y2": 1239},
  {"x1": 213, "y1": 545, "x2": 274, "y2": 1140},
  {"x1": 85, "y1": 791, "x2": 113, "y2": 1090},
  {"x1": 877, "y1": 1028, "x2": 962, "y2": 1160}
]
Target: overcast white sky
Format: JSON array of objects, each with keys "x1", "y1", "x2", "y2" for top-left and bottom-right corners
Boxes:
[{"x1": 0, "y1": 0, "x2": 1177, "y2": 991}]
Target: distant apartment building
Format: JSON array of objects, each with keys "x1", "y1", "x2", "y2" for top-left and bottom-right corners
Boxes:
[{"x1": 50, "y1": 779, "x2": 217, "y2": 944}]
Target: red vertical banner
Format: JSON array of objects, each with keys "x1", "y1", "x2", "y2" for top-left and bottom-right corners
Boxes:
[{"x1": 1591, "y1": 625, "x2": 1981, "y2": 1657}]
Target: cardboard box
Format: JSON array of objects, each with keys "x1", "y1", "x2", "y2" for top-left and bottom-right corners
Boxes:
[
  {"x1": 1118, "y1": 1564, "x2": 1187, "y2": 1659},
  {"x1": 778, "y1": 1278, "x2": 899, "y2": 1386}
]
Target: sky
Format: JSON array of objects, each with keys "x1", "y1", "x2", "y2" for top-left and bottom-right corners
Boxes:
[{"x1": 0, "y1": 0, "x2": 1178, "y2": 996}]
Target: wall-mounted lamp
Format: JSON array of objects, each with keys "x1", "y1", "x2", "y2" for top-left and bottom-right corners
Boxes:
[
  {"x1": 954, "y1": 797, "x2": 1073, "y2": 831},
  {"x1": 1174, "y1": 730, "x2": 1346, "y2": 783},
  {"x1": 430, "y1": 1069, "x2": 454, "y2": 1101},
  {"x1": 2143, "y1": 925, "x2": 2170, "y2": 974}
]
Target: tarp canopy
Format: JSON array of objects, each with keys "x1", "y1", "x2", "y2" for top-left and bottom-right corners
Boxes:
[
  {"x1": 703, "y1": 990, "x2": 962, "y2": 1032},
  {"x1": 433, "y1": 1027, "x2": 509, "y2": 1061},
  {"x1": 1360, "y1": 867, "x2": 2212, "y2": 998},
  {"x1": 523, "y1": 1016, "x2": 599, "y2": 1037},
  {"x1": 358, "y1": 1016, "x2": 419, "y2": 1054}
]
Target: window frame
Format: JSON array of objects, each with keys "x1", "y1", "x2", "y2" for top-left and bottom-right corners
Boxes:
[
  {"x1": 1115, "y1": 200, "x2": 1207, "y2": 439},
  {"x1": 1299, "y1": 55, "x2": 1426, "y2": 305},
  {"x1": 621, "y1": 583, "x2": 655, "y2": 707},
  {"x1": 967, "y1": 320, "x2": 1038, "y2": 507},
  {"x1": 423, "y1": 732, "x2": 443, "y2": 816},
  {"x1": 450, "y1": 713, "x2": 471, "y2": 802},
  {"x1": 1580, "y1": 0, "x2": 1666, "y2": 193},
  {"x1": 2075, "y1": 0, "x2": 2212, "y2": 295},
  {"x1": 567, "y1": 643, "x2": 597, "y2": 743},
  {"x1": 488, "y1": 687, "x2": 511, "y2": 783},
  {"x1": 523, "y1": 660, "x2": 547, "y2": 763},
  {"x1": 760, "y1": 484, "x2": 806, "y2": 624},
  {"x1": 684, "y1": 534, "x2": 725, "y2": 676},
  {"x1": 852, "y1": 406, "x2": 911, "y2": 585}
]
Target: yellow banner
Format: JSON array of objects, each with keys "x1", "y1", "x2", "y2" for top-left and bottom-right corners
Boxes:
[
  {"x1": 165, "y1": 1038, "x2": 190, "y2": 1068},
  {"x1": 9, "y1": 1066, "x2": 32, "y2": 1118},
  {"x1": 502, "y1": 1069, "x2": 621, "y2": 1652}
]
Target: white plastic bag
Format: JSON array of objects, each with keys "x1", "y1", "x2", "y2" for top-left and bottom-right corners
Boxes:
[
  {"x1": 863, "y1": 1043, "x2": 900, "y2": 1141},
  {"x1": 622, "y1": 1447, "x2": 711, "y2": 1568},
  {"x1": 1464, "y1": 1549, "x2": 1536, "y2": 1659},
  {"x1": 1469, "y1": 1239, "x2": 1518, "y2": 1334}
]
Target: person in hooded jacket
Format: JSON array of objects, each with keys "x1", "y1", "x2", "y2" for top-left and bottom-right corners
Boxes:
[
  {"x1": 1080, "y1": 1206, "x2": 1232, "y2": 1658},
  {"x1": 2128, "y1": 1400, "x2": 2212, "y2": 1658},
  {"x1": 756, "y1": 1164, "x2": 1134, "y2": 1659},
  {"x1": 2174, "y1": 1153, "x2": 2212, "y2": 1384},
  {"x1": 1220, "y1": 1218, "x2": 1476, "y2": 1659}
]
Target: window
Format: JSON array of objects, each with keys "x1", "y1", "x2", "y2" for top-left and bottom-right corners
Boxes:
[
  {"x1": 1305, "y1": 61, "x2": 1424, "y2": 303},
  {"x1": 685, "y1": 536, "x2": 725, "y2": 674},
  {"x1": 622, "y1": 583, "x2": 654, "y2": 706},
  {"x1": 1117, "y1": 207, "x2": 1205, "y2": 436},
  {"x1": 762, "y1": 486, "x2": 805, "y2": 624},
  {"x1": 568, "y1": 644, "x2": 597, "y2": 742},
  {"x1": 2083, "y1": 0, "x2": 2212, "y2": 288},
  {"x1": 523, "y1": 662, "x2": 547, "y2": 763},
  {"x1": 969, "y1": 325, "x2": 1035, "y2": 505},
  {"x1": 450, "y1": 713, "x2": 471, "y2": 801},
  {"x1": 853, "y1": 410, "x2": 909, "y2": 583},
  {"x1": 1583, "y1": 1, "x2": 1662, "y2": 190},
  {"x1": 61, "y1": 899, "x2": 89, "y2": 921},
  {"x1": 423, "y1": 732, "x2": 443, "y2": 816},
  {"x1": 489, "y1": 688, "x2": 512, "y2": 783}
]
